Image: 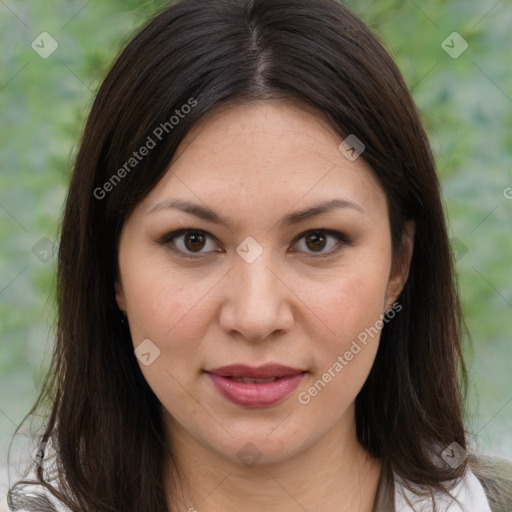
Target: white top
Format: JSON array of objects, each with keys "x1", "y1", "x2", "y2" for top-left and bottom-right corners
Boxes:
[{"x1": 395, "y1": 466, "x2": 492, "y2": 511}]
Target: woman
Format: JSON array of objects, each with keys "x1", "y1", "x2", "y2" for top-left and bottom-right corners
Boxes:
[{"x1": 8, "y1": 0, "x2": 512, "y2": 510}]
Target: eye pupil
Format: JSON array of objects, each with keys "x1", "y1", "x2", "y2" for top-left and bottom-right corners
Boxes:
[
  {"x1": 305, "y1": 232, "x2": 326, "y2": 251},
  {"x1": 184, "y1": 232, "x2": 206, "y2": 251}
]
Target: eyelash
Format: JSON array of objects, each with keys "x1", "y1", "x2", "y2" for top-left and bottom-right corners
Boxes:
[{"x1": 157, "y1": 228, "x2": 351, "y2": 259}]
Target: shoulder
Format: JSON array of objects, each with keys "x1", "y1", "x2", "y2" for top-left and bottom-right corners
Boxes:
[
  {"x1": 7, "y1": 483, "x2": 70, "y2": 512},
  {"x1": 393, "y1": 455, "x2": 512, "y2": 512},
  {"x1": 7, "y1": 439, "x2": 72, "y2": 512},
  {"x1": 469, "y1": 454, "x2": 512, "y2": 512},
  {"x1": 394, "y1": 462, "x2": 492, "y2": 512}
]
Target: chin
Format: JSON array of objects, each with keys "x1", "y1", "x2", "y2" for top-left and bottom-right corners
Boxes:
[{"x1": 208, "y1": 427, "x2": 311, "y2": 467}]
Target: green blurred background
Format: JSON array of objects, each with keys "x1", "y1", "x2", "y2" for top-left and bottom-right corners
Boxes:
[{"x1": 1, "y1": 0, "x2": 511, "y2": 504}]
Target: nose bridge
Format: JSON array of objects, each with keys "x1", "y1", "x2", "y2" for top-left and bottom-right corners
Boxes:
[
  {"x1": 238, "y1": 254, "x2": 277, "y2": 304},
  {"x1": 220, "y1": 249, "x2": 293, "y2": 341}
]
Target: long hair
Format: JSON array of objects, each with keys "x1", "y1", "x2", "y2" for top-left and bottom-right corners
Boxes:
[{"x1": 9, "y1": 0, "x2": 468, "y2": 510}]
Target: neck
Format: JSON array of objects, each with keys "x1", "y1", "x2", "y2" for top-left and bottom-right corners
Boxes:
[{"x1": 163, "y1": 408, "x2": 382, "y2": 512}]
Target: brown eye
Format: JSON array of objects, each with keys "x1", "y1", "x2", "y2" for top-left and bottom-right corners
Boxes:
[
  {"x1": 305, "y1": 231, "x2": 327, "y2": 252},
  {"x1": 184, "y1": 232, "x2": 206, "y2": 252},
  {"x1": 159, "y1": 229, "x2": 220, "y2": 257},
  {"x1": 292, "y1": 229, "x2": 349, "y2": 256}
]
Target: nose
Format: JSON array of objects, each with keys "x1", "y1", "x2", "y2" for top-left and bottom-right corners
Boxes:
[{"x1": 218, "y1": 255, "x2": 294, "y2": 342}]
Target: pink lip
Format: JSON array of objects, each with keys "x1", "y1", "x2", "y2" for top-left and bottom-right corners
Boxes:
[{"x1": 204, "y1": 364, "x2": 307, "y2": 407}]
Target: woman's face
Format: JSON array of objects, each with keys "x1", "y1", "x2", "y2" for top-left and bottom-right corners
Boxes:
[{"x1": 115, "y1": 100, "x2": 413, "y2": 466}]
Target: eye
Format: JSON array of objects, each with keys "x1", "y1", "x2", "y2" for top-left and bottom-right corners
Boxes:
[
  {"x1": 158, "y1": 228, "x2": 350, "y2": 259},
  {"x1": 291, "y1": 229, "x2": 349, "y2": 256},
  {"x1": 158, "y1": 229, "x2": 221, "y2": 258}
]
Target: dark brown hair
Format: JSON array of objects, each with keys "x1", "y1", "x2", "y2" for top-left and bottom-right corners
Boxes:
[{"x1": 9, "y1": 0, "x2": 468, "y2": 510}]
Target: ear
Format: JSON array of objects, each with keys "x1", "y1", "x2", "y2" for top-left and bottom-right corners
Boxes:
[
  {"x1": 385, "y1": 220, "x2": 415, "y2": 310},
  {"x1": 115, "y1": 280, "x2": 126, "y2": 313}
]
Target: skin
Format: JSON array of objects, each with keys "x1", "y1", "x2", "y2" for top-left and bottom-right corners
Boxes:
[{"x1": 115, "y1": 100, "x2": 414, "y2": 512}]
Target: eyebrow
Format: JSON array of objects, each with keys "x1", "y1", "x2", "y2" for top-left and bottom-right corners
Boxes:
[{"x1": 146, "y1": 197, "x2": 364, "y2": 227}]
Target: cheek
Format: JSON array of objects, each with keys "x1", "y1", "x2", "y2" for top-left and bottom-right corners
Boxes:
[
  {"x1": 304, "y1": 263, "x2": 390, "y2": 347},
  {"x1": 296, "y1": 259, "x2": 390, "y2": 407},
  {"x1": 120, "y1": 249, "x2": 219, "y2": 357},
  {"x1": 122, "y1": 265, "x2": 218, "y2": 413}
]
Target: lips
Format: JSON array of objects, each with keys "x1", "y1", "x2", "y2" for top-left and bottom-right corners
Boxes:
[
  {"x1": 205, "y1": 364, "x2": 305, "y2": 379},
  {"x1": 204, "y1": 364, "x2": 307, "y2": 407}
]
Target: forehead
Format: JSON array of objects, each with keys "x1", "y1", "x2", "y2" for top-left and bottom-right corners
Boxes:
[{"x1": 138, "y1": 100, "x2": 387, "y2": 224}]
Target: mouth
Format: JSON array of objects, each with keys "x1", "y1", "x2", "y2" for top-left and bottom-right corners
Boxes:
[
  {"x1": 228, "y1": 376, "x2": 281, "y2": 384},
  {"x1": 203, "y1": 364, "x2": 307, "y2": 407}
]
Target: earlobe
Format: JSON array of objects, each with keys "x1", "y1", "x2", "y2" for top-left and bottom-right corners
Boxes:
[
  {"x1": 114, "y1": 281, "x2": 126, "y2": 312},
  {"x1": 386, "y1": 220, "x2": 415, "y2": 308}
]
